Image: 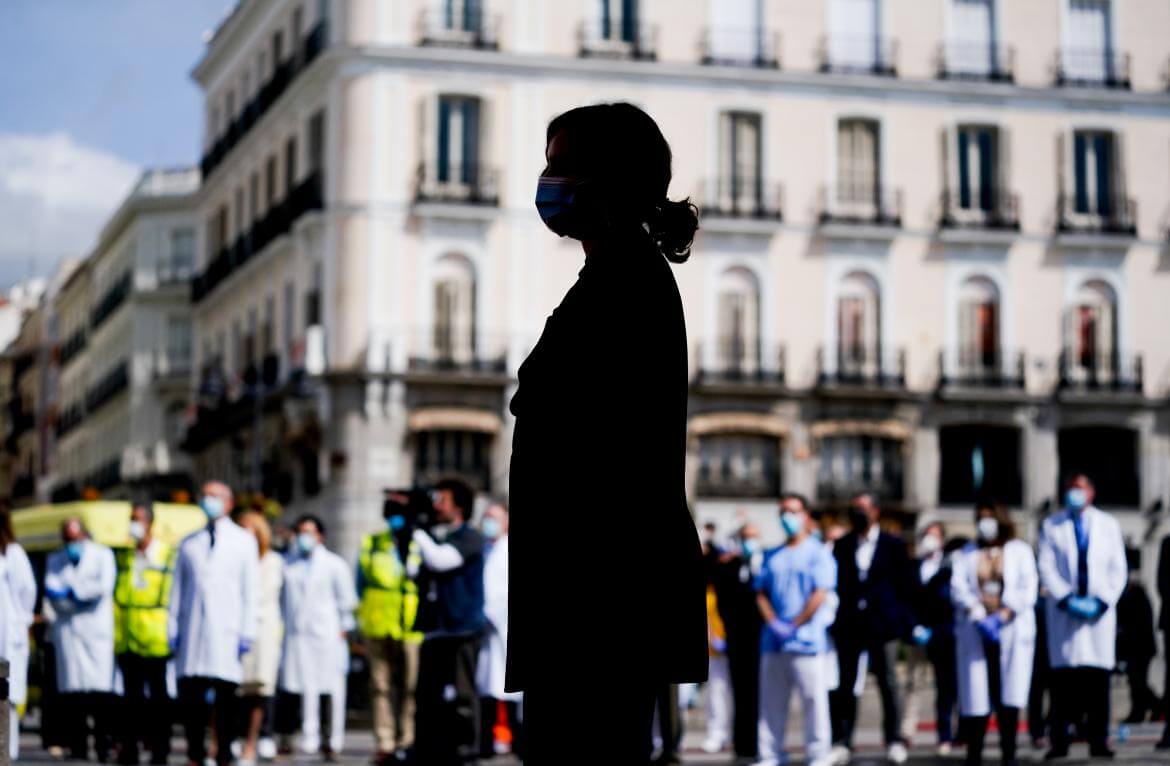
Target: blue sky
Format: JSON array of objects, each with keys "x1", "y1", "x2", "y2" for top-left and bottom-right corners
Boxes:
[{"x1": 0, "y1": 0, "x2": 234, "y2": 287}]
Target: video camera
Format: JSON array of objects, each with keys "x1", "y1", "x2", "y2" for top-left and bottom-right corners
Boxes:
[{"x1": 382, "y1": 487, "x2": 436, "y2": 544}]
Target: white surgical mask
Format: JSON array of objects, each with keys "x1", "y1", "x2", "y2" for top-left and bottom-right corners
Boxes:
[
  {"x1": 918, "y1": 534, "x2": 941, "y2": 556},
  {"x1": 296, "y1": 532, "x2": 318, "y2": 555},
  {"x1": 128, "y1": 521, "x2": 146, "y2": 542},
  {"x1": 977, "y1": 517, "x2": 999, "y2": 542}
]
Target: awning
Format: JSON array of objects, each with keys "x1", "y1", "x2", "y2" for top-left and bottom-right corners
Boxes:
[
  {"x1": 688, "y1": 411, "x2": 788, "y2": 438},
  {"x1": 809, "y1": 419, "x2": 911, "y2": 441},
  {"x1": 408, "y1": 407, "x2": 502, "y2": 434}
]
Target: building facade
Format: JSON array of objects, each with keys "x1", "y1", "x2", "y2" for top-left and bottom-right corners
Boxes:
[{"x1": 185, "y1": 0, "x2": 1170, "y2": 562}]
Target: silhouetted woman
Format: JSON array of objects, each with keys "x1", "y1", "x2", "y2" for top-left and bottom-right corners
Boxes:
[{"x1": 506, "y1": 103, "x2": 708, "y2": 763}]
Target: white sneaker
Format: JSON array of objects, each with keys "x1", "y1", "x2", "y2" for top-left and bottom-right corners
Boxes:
[
  {"x1": 700, "y1": 737, "x2": 726, "y2": 754},
  {"x1": 937, "y1": 742, "x2": 953, "y2": 756},
  {"x1": 887, "y1": 742, "x2": 908, "y2": 764},
  {"x1": 257, "y1": 738, "x2": 278, "y2": 761},
  {"x1": 828, "y1": 744, "x2": 852, "y2": 765},
  {"x1": 810, "y1": 756, "x2": 837, "y2": 766}
]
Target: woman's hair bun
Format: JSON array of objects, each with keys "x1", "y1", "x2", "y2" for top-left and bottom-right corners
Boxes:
[{"x1": 649, "y1": 197, "x2": 699, "y2": 264}]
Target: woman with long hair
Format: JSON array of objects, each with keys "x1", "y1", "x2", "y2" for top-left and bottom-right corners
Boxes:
[
  {"x1": 506, "y1": 103, "x2": 708, "y2": 763},
  {"x1": 0, "y1": 501, "x2": 37, "y2": 761},
  {"x1": 236, "y1": 511, "x2": 285, "y2": 764},
  {"x1": 951, "y1": 500, "x2": 1037, "y2": 766}
]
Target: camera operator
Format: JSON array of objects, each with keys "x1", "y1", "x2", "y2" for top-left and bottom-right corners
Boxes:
[{"x1": 411, "y1": 478, "x2": 487, "y2": 765}]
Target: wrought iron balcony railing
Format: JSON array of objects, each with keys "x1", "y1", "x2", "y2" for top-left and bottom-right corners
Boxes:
[
  {"x1": 578, "y1": 19, "x2": 657, "y2": 60},
  {"x1": 58, "y1": 328, "x2": 88, "y2": 368},
  {"x1": 937, "y1": 349, "x2": 1026, "y2": 389},
  {"x1": 694, "y1": 341, "x2": 785, "y2": 386},
  {"x1": 91, "y1": 271, "x2": 133, "y2": 330},
  {"x1": 86, "y1": 361, "x2": 130, "y2": 414},
  {"x1": 698, "y1": 177, "x2": 783, "y2": 220},
  {"x1": 1056, "y1": 192, "x2": 1137, "y2": 236},
  {"x1": 418, "y1": 7, "x2": 499, "y2": 50},
  {"x1": 817, "y1": 345, "x2": 906, "y2": 388},
  {"x1": 405, "y1": 329, "x2": 508, "y2": 376},
  {"x1": 819, "y1": 185, "x2": 902, "y2": 227},
  {"x1": 1058, "y1": 349, "x2": 1142, "y2": 394},
  {"x1": 414, "y1": 163, "x2": 500, "y2": 206},
  {"x1": 817, "y1": 36, "x2": 897, "y2": 76},
  {"x1": 939, "y1": 189, "x2": 1020, "y2": 231},
  {"x1": 1054, "y1": 47, "x2": 1131, "y2": 89},
  {"x1": 936, "y1": 41, "x2": 1014, "y2": 82},
  {"x1": 699, "y1": 27, "x2": 780, "y2": 68}
]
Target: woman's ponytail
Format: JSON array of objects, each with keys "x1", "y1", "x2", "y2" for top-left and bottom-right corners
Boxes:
[{"x1": 648, "y1": 197, "x2": 699, "y2": 264}]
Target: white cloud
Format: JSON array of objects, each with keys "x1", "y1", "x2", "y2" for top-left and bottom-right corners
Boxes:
[{"x1": 0, "y1": 132, "x2": 139, "y2": 288}]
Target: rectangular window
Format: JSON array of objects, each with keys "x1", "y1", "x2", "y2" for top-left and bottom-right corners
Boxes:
[
  {"x1": 285, "y1": 136, "x2": 298, "y2": 195},
  {"x1": 170, "y1": 228, "x2": 195, "y2": 273},
  {"x1": 599, "y1": 0, "x2": 638, "y2": 41},
  {"x1": 718, "y1": 111, "x2": 761, "y2": 209},
  {"x1": 949, "y1": 0, "x2": 996, "y2": 75},
  {"x1": 817, "y1": 434, "x2": 904, "y2": 502},
  {"x1": 957, "y1": 125, "x2": 997, "y2": 211},
  {"x1": 308, "y1": 110, "x2": 325, "y2": 178},
  {"x1": 234, "y1": 187, "x2": 246, "y2": 238},
  {"x1": 249, "y1": 172, "x2": 260, "y2": 221},
  {"x1": 696, "y1": 433, "x2": 781, "y2": 499},
  {"x1": 837, "y1": 118, "x2": 880, "y2": 206},
  {"x1": 437, "y1": 95, "x2": 480, "y2": 184},
  {"x1": 708, "y1": 0, "x2": 762, "y2": 62},
  {"x1": 166, "y1": 317, "x2": 192, "y2": 361},
  {"x1": 829, "y1": 0, "x2": 880, "y2": 69},
  {"x1": 265, "y1": 156, "x2": 277, "y2": 207},
  {"x1": 1072, "y1": 130, "x2": 1115, "y2": 215},
  {"x1": 444, "y1": 0, "x2": 484, "y2": 31},
  {"x1": 1065, "y1": 0, "x2": 1113, "y2": 82}
]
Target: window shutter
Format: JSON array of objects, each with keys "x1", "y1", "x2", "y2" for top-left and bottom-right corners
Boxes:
[
  {"x1": 997, "y1": 125, "x2": 1011, "y2": 218},
  {"x1": 621, "y1": 0, "x2": 638, "y2": 43},
  {"x1": 957, "y1": 127, "x2": 971, "y2": 209},
  {"x1": 1073, "y1": 132, "x2": 1088, "y2": 214},
  {"x1": 978, "y1": 128, "x2": 995, "y2": 211},
  {"x1": 1094, "y1": 132, "x2": 1113, "y2": 217},
  {"x1": 939, "y1": 125, "x2": 951, "y2": 208},
  {"x1": 437, "y1": 97, "x2": 451, "y2": 183}
]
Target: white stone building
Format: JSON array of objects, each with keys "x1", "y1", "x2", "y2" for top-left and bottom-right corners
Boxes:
[{"x1": 185, "y1": 0, "x2": 1170, "y2": 565}]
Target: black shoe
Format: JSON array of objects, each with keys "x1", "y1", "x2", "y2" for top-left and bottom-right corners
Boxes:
[
  {"x1": 1155, "y1": 736, "x2": 1170, "y2": 752},
  {"x1": 1044, "y1": 746, "x2": 1069, "y2": 761},
  {"x1": 1088, "y1": 744, "x2": 1115, "y2": 759},
  {"x1": 1123, "y1": 710, "x2": 1146, "y2": 724}
]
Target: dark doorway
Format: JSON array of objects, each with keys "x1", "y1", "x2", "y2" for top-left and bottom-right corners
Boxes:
[
  {"x1": 938, "y1": 424, "x2": 1022, "y2": 506},
  {"x1": 1057, "y1": 425, "x2": 1139, "y2": 508}
]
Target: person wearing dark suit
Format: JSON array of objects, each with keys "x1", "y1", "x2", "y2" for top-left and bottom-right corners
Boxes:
[
  {"x1": 1157, "y1": 534, "x2": 1170, "y2": 751},
  {"x1": 828, "y1": 494, "x2": 914, "y2": 765},
  {"x1": 712, "y1": 523, "x2": 766, "y2": 759},
  {"x1": 506, "y1": 103, "x2": 708, "y2": 764},
  {"x1": 1116, "y1": 550, "x2": 1158, "y2": 724}
]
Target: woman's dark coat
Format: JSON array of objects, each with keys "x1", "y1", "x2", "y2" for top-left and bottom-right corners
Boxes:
[{"x1": 505, "y1": 229, "x2": 708, "y2": 692}]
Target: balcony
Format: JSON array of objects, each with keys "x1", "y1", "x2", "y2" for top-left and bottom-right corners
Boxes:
[
  {"x1": 55, "y1": 403, "x2": 85, "y2": 439},
  {"x1": 694, "y1": 341, "x2": 785, "y2": 388},
  {"x1": 1054, "y1": 48, "x2": 1131, "y2": 89},
  {"x1": 696, "y1": 433, "x2": 781, "y2": 500},
  {"x1": 1058, "y1": 350, "x2": 1143, "y2": 394},
  {"x1": 699, "y1": 27, "x2": 780, "y2": 68},
  {"x1": 817, "y1": 345, "x2": 906, "y2": 389},
  {"x1": 936, "y1": 42, "x2": 1014, "y2": 83},
  {"x1": 58, "y1": 328, "x2": 88, "y2": 368},
  {"x1": 183, "y1": 355, "x2": 299, "y2": 453},
  {"x1": 200, "y1": 20, "x2": 328, "y2": 181},
  {"x1": 819, "y1": 185, "x2": 902, "y2": 228},
  {"x1": 817, "y1": 37, "x2": 897, "y2": 76},
  {"x1": 418, "y1": 7, "x2": 499, "y2": 50},
  {"x1": 84, "y1": 458, "x2": 122, "y2": 491},
  {"x1": 1056, "y1": 193, "x2": 1137, "y2": 237},
  {"x1": 151, "y1": 351, "x2": 192, "y2": 385},
  {"x1": 937, "y1": 349, "x2": 1026, "y2": 390},
  {"x1": 91, "y1": 271, "x2": 132, "y2": 330},
  {"x1": 192, "y1": 172, "x2": 324, "y2": 303},
  {"x1": 939, "y1": 189, "x2": 1020, "y2": 231},
  {"x1": 698, "y1": 177, "x2": 783, "y2": 221},
  {"x1": 414, "y1": 163, "x2": 500, "y2": 207},
  {"x1": 406, "y1": 331, "x2": 508, "y2": 378},
  {"x1": 155, "y1": 259, "x2": 194, "y2": 288},
  {"x1": 578, "y1": 20, "x2": 657, "y2": 60},
  {"x1": 85, "y1": 361, "x2": 130, "y2": 415}
]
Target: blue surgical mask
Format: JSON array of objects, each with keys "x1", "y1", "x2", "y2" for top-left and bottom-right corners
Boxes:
[
  {"x1": 1066, "y1": 488, "x2": 1088, "y2": 511},
  {"x1": 200, "y1": 494, "x2": 226, "y2": 520},
  {"x1": 536, "y1": 176, "x2": 594, "y2": 239},
  {"x1": 387, "y1": 515, "x2": 406, "y2": 532},
  {"x1": 296, "y1": 532, "x2": 318, "y2": 555},
  {"x1": 482, "y1": 518, "x2": 502, "y2": 541},
  {"x1": 742, "y1": 538, "x2": 759, "y2": 557},
  {"x1": 780, "y1": 512, "x2": 804, "y2": 538},
  {"x1": 65, "y1": 541, "x2": 84, "y2": 564}
]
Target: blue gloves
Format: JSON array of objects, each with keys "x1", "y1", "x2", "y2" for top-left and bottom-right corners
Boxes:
[
  {"x1": 238, "y1": 639, "x2": 254, "y2": 659},
  {"x1": 767, "y1": 618, "x2": 795, "y2": 641},
  {"x1": 911, "y1": 625, "x2": 933, "y2": 646},
  {"x1": 1063, "y1": 595, "x2": 1105, "y2": 621},
  {"x1": 45, "y1": 587, "x2": 72, "y2": 602},
  {"x1": 976, "y1": 613, "x2": 1002, "y2": 643}
]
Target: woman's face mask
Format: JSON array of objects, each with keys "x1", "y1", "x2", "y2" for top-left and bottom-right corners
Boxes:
[
  {"x1": 780, "y1": 512, "x2": 804, "y2": 538},
  {"x1": 977, "y1": 517, "x2": 999, "y2": 543},
  {"x1": 535, "y1": 176, "x2": 602, "y2": 240},
  {"x1": 918, "y1": 533, "x2": 941, "y2": 556}
]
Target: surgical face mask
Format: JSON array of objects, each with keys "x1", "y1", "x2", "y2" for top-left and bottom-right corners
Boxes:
[
  {"x1": 741, "y1": 538, "x2": 759, "y2": 557},
  {"x1": 918, "y1": 534, "x2": 941, "y2": 556},
  {"x1": 128, "y1": 521, "x2": 147, "y2": 542},
  {"x1": 65, "y1": 541, "x2": 83, "y2": 564},
  {"x1": 387, "y1": 515, "x2": 406, "y2": 532},
  {"x1": 296, "y1": 532, "x2": 318, "y2": 555},
  {"x1": 481, "y1": 518, "x2": 503, "y2": 541},
  {"x1": 780, "y1": 512, "x2": 804, "y2": 538},
  {"x1": 200, "y1": 494, "x2": 226, "y2": 521},
  {"x1": 1066, "y1": 487, "x2": 1088, "y2": 511},
  {"x1": 535, "y1": 176, "x2": 599, "y2": 239},
  {"x1": 977, "y1": 517, "x2": 999, "y2": 542}
]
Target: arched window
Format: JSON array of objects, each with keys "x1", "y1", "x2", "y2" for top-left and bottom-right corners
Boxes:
[
  {"x1": 836, "y1": 271, "x2": 881, "y2": 378},
  {"x1": 432, "y1": 254, "x2": 476, "y2": 367},
  {"x1": 1066, "y1": 279, "x2": 1116, "y2": 380},
  {"x1": 957, "y1": 275, "x2": 999, "y2": 372},
  {"x1": 715, "y1": 267, "x2": 760, "y2": 376}
]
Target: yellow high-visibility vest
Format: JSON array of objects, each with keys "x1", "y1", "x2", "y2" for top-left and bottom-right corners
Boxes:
[
  {"x1": 357, "y1": 532, "x2": 422, "y2": 643},
  {"x1": 114, "y1": 541, "x2": 176, "y2": 658}
]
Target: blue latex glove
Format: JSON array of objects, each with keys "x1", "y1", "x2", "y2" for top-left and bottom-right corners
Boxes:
[
  {"x1": 711, "y1": 636, "x2": 728, "y2": 654},
  {"x1": 45, "y1": 587, "x2": 72, "y2": 602},
  {"x1": 911, "y1": 625, "x2": 933, "y2": 646},
  {"x1": 975, "y1": 614, "x2": 1002, "y2": 643},
  {"x1": 238, "y1": 639, "x2": 254, "y2": 659},
  {"x1": 768, "y1": 618, "x2": 795, "y2": 641},
  {"x1": 1066, "y1": 595, "x2": 1105, "y2": 620}
]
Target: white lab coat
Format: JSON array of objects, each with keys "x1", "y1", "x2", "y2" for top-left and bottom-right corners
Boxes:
[
  {"x1": 476, "y1": 536, "x2": 519, "y2": 702},
  {"x1": 168, "y1": 518, "x2": 260, "y2": 683},
  {"x1": 951, "y1": 540, "x2": 1037, "y2": 715},
  {"x1": 1037, "y1": 506, "x2": 1126, "y2": 670},
  {"x1": 278, "y1": 546, "x2": 356, "y2": 694},
  {"x1": 1, "y1": 542, "x2": 37, "y2": 759},
  {"x1": 45, "y1": 541, "x2": 116, "y2": 693}
]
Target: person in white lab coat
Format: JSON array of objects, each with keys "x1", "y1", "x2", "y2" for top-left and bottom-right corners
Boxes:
[
  {"x1": 168, "y1": 482, "x2": 260, "y2": 766},
  {"x1": 0, "y1": 503, "x2": 36, "y2": 761},
  {"x1": 475, "y1": 503, "x2": 522, "y2": 757},
  {"x1": 44, "y1": 517, "x2": 117, "y2": 761},
  {"x1": 1037, "y1": 473, "x2": 1126, "y2": 760},
  {"x1": 278, "y1": 515, "x2": 357, "y2": 759},
  {"x1": 951, "y1": 501, "x2": 1037, "y2": 766}
]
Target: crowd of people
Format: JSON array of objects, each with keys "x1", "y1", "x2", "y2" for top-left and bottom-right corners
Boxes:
[
  {"x1": 702, "y1": 473, "x2": 1170, "y2": 766},
  {"x1": 0, "y1": 477, "x2": 515, "y2": 766}
]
